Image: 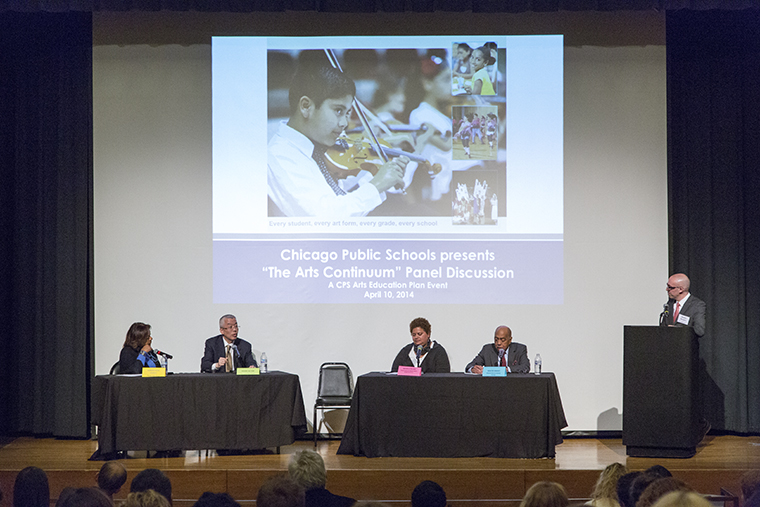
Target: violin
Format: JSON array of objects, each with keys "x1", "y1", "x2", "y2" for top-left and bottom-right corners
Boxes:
[{"x1": 324, "y1": 134, "x2": 442, "y2": 184}]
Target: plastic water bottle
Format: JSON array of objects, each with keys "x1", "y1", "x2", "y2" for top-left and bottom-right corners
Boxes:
[
  {"x1": 260, "y1": 352, "x2": 268, "y2": 373},
  {"x1": 534, "y1": 354, "x2": 542, "y2": 375}
]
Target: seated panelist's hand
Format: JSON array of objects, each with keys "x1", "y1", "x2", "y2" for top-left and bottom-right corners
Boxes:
[
  {"x1": 217, "y1": 357, "x2": 227, "y2": 368},
  {"x1": 370, "y1": 156, "x2": 409, "y2": 193},
  {"x1": 472, "y1": 365, "x2": 484, "y2": 375}
]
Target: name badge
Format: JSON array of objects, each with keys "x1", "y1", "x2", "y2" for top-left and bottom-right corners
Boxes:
[
  {"x1": 677, "y1": 314, "x2": 691, "y2": 325},
  {"x1": 236, "y1": 367, "x2": 260, "y2": 375},
  {"x1": 142, "y1": 367, "x2": 166, "y2": 377},
  {"x1": 398, "y1": 366, "x2": 422, "y2": 376},
  {"x1": 483, "y1": 367, "x2": 507, "y2": 377}
]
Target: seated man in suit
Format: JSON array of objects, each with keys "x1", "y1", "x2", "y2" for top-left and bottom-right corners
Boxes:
[
  {"x1": 201, "y1": 314, "x2": 258, "y2": 372},
  {"x1": 465, "y1": 325, "x2": 530, "y2": 374}
]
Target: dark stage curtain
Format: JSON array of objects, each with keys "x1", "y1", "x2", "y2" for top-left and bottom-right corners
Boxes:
[
  {"x1": 0, "y1": 12, "x2": 93, "y2": 438},
  {"x1": 1, "y1": 0, "x2": 760, "y2": 13},
  {"x1": 667, "y1": 9, "x2": 760, "y2": 433}
]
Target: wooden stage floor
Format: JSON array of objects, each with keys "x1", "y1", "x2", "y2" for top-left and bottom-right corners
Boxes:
[{"x1": 1, "y1": 435, "x2": 758, "y2": 507}]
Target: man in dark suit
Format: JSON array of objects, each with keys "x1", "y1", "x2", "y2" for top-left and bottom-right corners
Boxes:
[
  {"x1": 200, "y1": 314, "x2": 258, "y2": 372},
  {"x1": 465, "y1": 325, "x2": 530, "y2": 374},
  {"x1": 665, "y1": 273, "x2": 706, "y2": 337}
]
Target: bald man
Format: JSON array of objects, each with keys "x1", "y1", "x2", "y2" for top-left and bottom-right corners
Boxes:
[
  {"x1": 465, "y1": 326, "x2": 530, "y2": 374},
  {"x1": 664, "y1": 273, "x2": 706, "y2": 337}
]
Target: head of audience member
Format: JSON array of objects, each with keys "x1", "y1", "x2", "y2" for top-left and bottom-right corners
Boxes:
[
  {"x1": 410, "y1": 317, "x2": 432, "y2": 348},
  {"x1": 666, "y1": 273, "x2": 691, "y2": 302},
  {"x1": 219, "y1": 314, "x2": 239, "y2": 344},
  {"x1": 257, "y1": 476, "x2": 305, "y2": 507},
  {"x1": 591, "y1": 462, "x2": 629, "y2": 502},
  {"x1": 629, "y1": 474, "x2": 659, "y2": 507},
  {"x1": 193, "y1": 492, "x2": 241, "y2": 507},
  {"x1": 286, "y1": 65, "x2": 356, "y2": 148},
  {"x1": 740, "y1": 470, "x2": 760, "y2": 503},
  {"x1": 650, "y1": 491, "x2": 711, "y2": 507},
  {"x1": 617, "y1": 472, "x2": 643, "y2": 507},
  {"x1": 493, "y1": 326, "x2": 513, "y2": 352},
  {"x1": 519, "y1": 481, "x2": 568, "y2": 507},
  {"x1": 288, "y1": 450, "x2": 327, "y2": 491},
  {"x1": 645, "y1": 466, "x2": 672, "y2": 479},
  {"x1": 13, "y1": 466, "x2": 49, "y2": 507},
  {"x1": 636, "y1": 478, "x2": 692, "y2": 507},
  {"x1": 124, "y1": 322, "x2": 152, "y2": 351},
  {"x1": 57, "y1": 487, "x2": 113, "y2": 507},
  {"x1": 54, "y1": 488, "x2": 76, "y2": 507},
  {"x1": 131, "y1": 469, "x2": 172, "y2": 506},
  {"x1": 411, "y1": 481, "x2": 447, "y2": 507},
  {"x1": 125, "y1": 490, "x2": 171, "y2": 507},
  {"x1": 96, "y1": 460, "x2": 127, "y2": 498}
]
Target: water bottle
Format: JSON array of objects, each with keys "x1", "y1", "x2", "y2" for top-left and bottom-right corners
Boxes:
[
  {"x1": 260, "y1": 352, "x2": 268, "y2": 373},
  {"x1": 534, "y1": 354, "x2": 542, "y2": 375}
]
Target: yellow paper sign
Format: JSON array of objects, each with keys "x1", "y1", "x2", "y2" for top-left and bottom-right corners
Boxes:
[
  {"x1": 236, "y1": 367, "x2": 260, "y2": 375},
  {"x1": 142, "y1": 367, "x2": 166, "y2": 377}
]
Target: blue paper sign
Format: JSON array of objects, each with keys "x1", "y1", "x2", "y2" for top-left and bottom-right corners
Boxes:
[{"x1": 482, "y1": 367, "x2": 507, "y2": 377}]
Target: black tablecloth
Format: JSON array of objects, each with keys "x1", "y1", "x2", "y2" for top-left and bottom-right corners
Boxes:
[
  {"x1": 337, "y1": 372, "x2": 567, "y2": 458},
  {"x1": 92, "y1": 372, "x2": 307, "y2": 454}
]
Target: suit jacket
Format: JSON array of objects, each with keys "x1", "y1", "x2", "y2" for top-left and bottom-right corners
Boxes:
[
  {"x1": 200, "y1": 335, "x2": 257, "y2": 372},
  {"x1": 465, "y1": 342, "x2": 530, "y2": 373},
  {"x1": 391, "y1": 341, "x2": 451, "y2": 373},
  {"x1": 667, "y1": 294, "x2": 706, "y2": 337},
  {"x1": 305, "y1": 488, "x2": 355, "y2": 507}
]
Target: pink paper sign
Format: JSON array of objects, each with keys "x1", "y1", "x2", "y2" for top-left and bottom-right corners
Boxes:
[{"x1": 398, "y1": 366, "x2": 422, "y2": 376}]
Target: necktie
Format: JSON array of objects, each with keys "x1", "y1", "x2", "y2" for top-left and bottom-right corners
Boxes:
[
  {"x1": 674, "y1": 302, "x2": 681, "y2": 323},
  {"x1": 225, "y1": 345, "x2": 232, "y2": 372},
  {"x1": 500, "y1": 353, "x2": 506, "y2": 367},
  {"x1": 312, "y1": 145, "x2": 346, "y2": 196}
]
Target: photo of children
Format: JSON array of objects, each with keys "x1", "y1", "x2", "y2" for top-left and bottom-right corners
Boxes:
[
  {"x1": 266, "y1": 46, "x2": 503, "y2": 217},
  {"x1": 452, "y1": 42, "x2": 498, "y2": 96},
  {"x1": 451, "y1": 169, "x2": 504, "y2": 225},
  {"x1": 452, "y1": 106, "x2": 498, "y2": 160}
]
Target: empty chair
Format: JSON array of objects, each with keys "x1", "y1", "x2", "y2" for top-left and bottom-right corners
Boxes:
[{"x1": 313, "y1": 362, "x2": 353, "y2": 446}]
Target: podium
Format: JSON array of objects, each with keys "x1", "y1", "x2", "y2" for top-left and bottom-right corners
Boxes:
[{"x1": 623, "y1": 325, "x2": 700, "y2": 458}]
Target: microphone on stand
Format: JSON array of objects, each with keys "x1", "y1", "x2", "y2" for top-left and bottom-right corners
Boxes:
[
  {"x1": 155, "y1": 350, "x2": 173, "y2": 360},
  {"x1": 659, "y1": 299, "x2": 671, "y2": 326},
  {"x1": 415, "y1": 345, "x2": 422, "y2": 367},
  {"x1": 498, "y1": 348, "x2": 505, "y2": 367}
]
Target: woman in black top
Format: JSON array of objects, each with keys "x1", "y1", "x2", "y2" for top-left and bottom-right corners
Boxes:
[
  {"x1": 118, "y1": 322, "x2": 159, "y2": 374},
  {"x1": 391, "y1": 317, "x2": 450, "y2": 373}
]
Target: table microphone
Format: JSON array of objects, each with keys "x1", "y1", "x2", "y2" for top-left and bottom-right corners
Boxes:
[
  {"x1": 498, "y1": 348, "x2": 505, "y2": 366},
  {"x1": 155, "y1": 350, "x2": 173, "y2": 360}
]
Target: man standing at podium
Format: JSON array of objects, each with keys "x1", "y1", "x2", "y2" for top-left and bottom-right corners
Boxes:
[
  {"x1": 465, "y1": 325, "x2": 530, "y2": 374},
  {"x1": 201, "y1": 314, "x2": 258, "y2": 372},
  {"x1": 665, "y1": 273, "x2": 706, "y2": 337}
]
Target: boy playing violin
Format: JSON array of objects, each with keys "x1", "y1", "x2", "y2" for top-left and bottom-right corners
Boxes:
[{"x1": 268, "y1": 65, "x2": 408, "y2": 217}]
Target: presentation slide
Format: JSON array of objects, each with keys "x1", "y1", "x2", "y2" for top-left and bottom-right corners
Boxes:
[{"x1": 212, "y1": 35, "x2": 563, "y2": 305}]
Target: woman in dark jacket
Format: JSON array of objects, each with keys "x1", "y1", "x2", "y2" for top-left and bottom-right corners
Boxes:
[{"x1": 118, "y1": 322, "x2": 159, "y2": 374}]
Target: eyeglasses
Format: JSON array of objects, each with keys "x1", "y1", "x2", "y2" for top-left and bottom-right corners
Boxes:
[
  {"x1": 666, "y1": 285, "x2": 679, "y2": 290},
  {"x1": 222, "y1": 324, "x2": 240, "y2": 330}
]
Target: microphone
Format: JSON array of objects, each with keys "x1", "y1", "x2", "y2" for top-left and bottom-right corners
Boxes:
[
  {"x1": 155, "y1": 350, "x2": 173, "y2": 360},
  {"x1": 415, "y1": 345, "x2": 422, "y2": 367},
  {"x1": 498, "y1": 348, "x2": 505, "y2": 365},
  {"x1": 659, "y1": 301, "x2": 670, "y2": 326}
]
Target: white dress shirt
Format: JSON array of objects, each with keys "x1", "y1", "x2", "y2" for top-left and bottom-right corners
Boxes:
[{"x1": 267, "y1": 122, "x2": 385, "y2": 217}]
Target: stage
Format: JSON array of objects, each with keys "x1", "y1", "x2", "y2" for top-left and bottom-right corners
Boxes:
[{"x1": 0, "y1": 435, "x2": 757, "y2": 507}]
